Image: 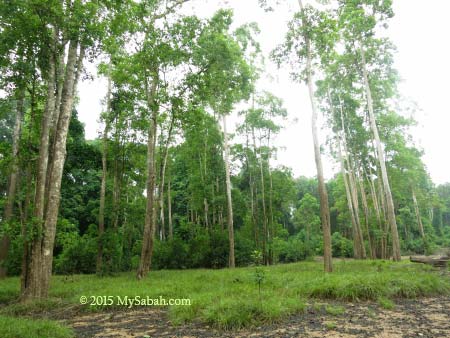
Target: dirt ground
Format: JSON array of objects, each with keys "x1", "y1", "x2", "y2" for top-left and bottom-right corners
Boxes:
[{"x1": 66, "y1": 296, "x2": 450, "y2": 338}]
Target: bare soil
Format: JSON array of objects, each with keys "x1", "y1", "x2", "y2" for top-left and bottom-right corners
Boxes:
[{"x1": 66, "y1": 297, "x2": 450, "y2": 338}]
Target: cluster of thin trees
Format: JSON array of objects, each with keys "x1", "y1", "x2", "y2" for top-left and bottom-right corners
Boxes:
[{"x1": 272, "y1": 0, "x2": 430, "y2": 271}]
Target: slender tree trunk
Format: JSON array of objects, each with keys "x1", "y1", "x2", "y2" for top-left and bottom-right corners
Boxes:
[
  {"x1": 299, "y1": 0, "x2": 332, "y2": 272},
  {"x1": 97, "y1": 70, "x2": 112, "y2": 274},
  {"x1": 412, "y1": 188, "x2": 425, "y2": 239},
  {"x1": 347, "y1": 163, "x2": 366, "y2": 258},
  {"x1": 20, "y1": 106, "x2": 36, "y2": 291},
  {"x1": 337, "y1": 138, "x2": 365, "y2": 259},
  {"x1": 251, "y1": 128, "x2": 266, "y2": 263},
  {"x1": 111, "y1": 116, "x2": 122, "y2": 231},
  {"x1": 222, "y1": 115, "x2": 235, "y2": 268},
  {"x1": 250, "y1": 171, "x2": 258, "y2": 246},
  {"x1": 217, "y1": 177, "x2": 224, "y2": 230},
  {"x1": 137, "y1": 74, "x2": 158, "y2": 280},
  {"x1": 219, "y1": 207, "x2": 224, "y2": 231},
  {"x1": 159, "y1": 114, "x2": 175, "y2": 239},
  {"x1": 44, "y1": 39, "x2": 71, "y2": 207},
  {"x1": 257, "y1": 135, "x2": 268, "y2": 264},
  {"x1": 203, "y1": 132, "x2": 209, "y2": 229},
  {"x1": 246, "y1": 106, "x2": 259, "y2": 249},
  {"x1": 360, "y1": 43, "x2": 401, "y2": 261},
  {"x1": 0, "y1": 87, "x2": 25, "y2": 278},
  {"x1": 267, "y1": 133, "x2": 275, "y2": 264},
  {"x1": 54, "y1": 41, "x2": 65, "y2": 119},
  {"x1": 168, "y1": 179, "x2": 173, "y2": 239},
  {"x1": 336, "y1": 95, "x2": 365, "y2": 259},
  {"x1": 371, "y1": 152, "x2": 388, "y2": 259},
  {"x1": 357, "y1": 170, "x2": 374, "y2": 259},
  {"x1": 365, "y1": 169, "x2": 383, "y2": 258}
]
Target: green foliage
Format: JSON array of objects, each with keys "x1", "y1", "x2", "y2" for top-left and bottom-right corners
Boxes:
[
  {"x1": 0, "y1": 315, "x2": 73, "y2": 338},
  {"x1": 331, "y1": 232, "x2": 354, "y2": 258},
  {"x1": 235, "y1": 233, "x2": 256, "y2": 266},
  {"x1": 153, "y1": 237, "x2": 189, "y2": 270},
  {"x1": 54, "y1": 224, "x2": 97, "y2": 275},
  {"x1": 152, "y1": 229, "x2": 230, "y2": 270},
  {"x1": 272, "y1": 236, "x2": 309, "y2": 263}
]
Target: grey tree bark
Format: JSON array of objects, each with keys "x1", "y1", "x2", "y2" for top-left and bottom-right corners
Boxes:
[
  {"x1": 298, "y1": 0, "x2": 332, "y2": 272},
  {"x1": 137, "y1": 73, "x2": 159, "y2": 279},
  {"x1": 97, "y1": 69, "x2": 112, "y2": 274},
  {"x1": 412, "y1": 188, "x2": 425, "y2": 239},
  {"x1": 222, "y1": 115, "x2": 235, "y2": 268}
]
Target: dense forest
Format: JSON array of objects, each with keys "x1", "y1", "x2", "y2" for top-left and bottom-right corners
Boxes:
[{"x1": 1, "y1": 0, "x2": 450, "y2": 312}]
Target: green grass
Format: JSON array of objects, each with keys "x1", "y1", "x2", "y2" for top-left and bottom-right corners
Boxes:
[
  {"x1": 0, "y1": 315, "x2": 73, "y2": 338},
  {"x1": 325, "y1": 304, "x2": 345, "y2": 316},
  {"x1": 377, "y1": 296, "x2": 395, "y2": 310},
  {"x1": 0, "y1": 260, "x2": 448, "y2": 332},
  {"x1": 324, "y1": 321, "x2": 337, "y2": 330}
]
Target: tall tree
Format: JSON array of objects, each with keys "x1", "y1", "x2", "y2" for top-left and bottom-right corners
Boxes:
[
  {"x1": 191, "y1": 10, "x2": 254, "y2": 267},
  {"x1": 17, "y1": 0, "x2": 104, "y2": 299},
  {"x1": 273, "y1": 0, "x2": 338, "y2": 271}
]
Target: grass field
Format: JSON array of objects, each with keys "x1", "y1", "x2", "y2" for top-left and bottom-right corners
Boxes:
[{"x1": 0, "y1": 259, "x2": 449, "y2": 336}]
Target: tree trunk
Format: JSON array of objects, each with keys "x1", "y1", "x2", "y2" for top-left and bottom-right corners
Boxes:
[
  {"x1": 20, "y1": 107, "x2": 36, "y2": 291},
  {"x1": 111, "y1": 115, "x2": 122, "y2": 231},
  {"x1": 22, "y1": 40, "x2": 81, "y2": 299},
  {"x1": 267, "y1": 133, "x2": 275, "y2": 264},
  {"x1": 97, "y1": 70, "x2": 112, "y2": 274},
  {"x1": 360, "y1": 43, "x2": 401, "y2": 261},
  {"x1": 336, "y1": 95, "x2": 365, "y2": 259},
  {"x1": 357, "y1": 170, "x2": 374, "y2": 259},
  {"x1": 347, "y1": 163, "x2": 366, "y2": 259},
  {"x1": 137, "y1": 74, "x2": 158, "y2": 280},
  {"x1": 0, "y1": 87, "x2": 25, "y2": 278},
  {"x1": 337, "y1": 138, "x2": 365, "y2": 259},
  {"x1": 365, "y1": 169, "x2": 383, "y2": 258},
  {"x1": 21, "y1": 42, "x2": 57, "y2": 296},
  {"x1": 222, "y1": 115, "x2": 235, "y2": 268},
  {"x1": 168, "y1": 179, "x2": 173, "y2": 239},
  {"x1": 256, "y1": 132, "x2": 268, "y2": 264},
  {"x1": 299, "y1": 0, "x2": 332, "y2": 272},
  {"x1": 202, "y1": 132, "x2": 209, "y2": 229},
  {"x1": 158, "y1": 114, "x2": 175, "y2": 239},
  {"x1": 412, "y1": 188, "x2": 425, "y2": 239}
]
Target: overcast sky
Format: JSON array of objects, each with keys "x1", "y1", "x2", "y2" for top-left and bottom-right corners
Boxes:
[{"x1": 77, "y1": 0, "x2": 450, "y2": 185}]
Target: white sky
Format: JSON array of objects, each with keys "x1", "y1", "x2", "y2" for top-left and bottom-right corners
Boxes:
[{"x1": 77, "y1": 0, "x2": 450, "y2": 185}]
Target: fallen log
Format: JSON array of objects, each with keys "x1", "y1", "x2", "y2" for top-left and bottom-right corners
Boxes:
[{"x1": 410, "y1": 256, "x2": 449, "y2": 268}]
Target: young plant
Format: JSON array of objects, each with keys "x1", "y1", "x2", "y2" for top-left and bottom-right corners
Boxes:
[{"x1": 251, "y1": 250, "x2": 266, "y2": 302}]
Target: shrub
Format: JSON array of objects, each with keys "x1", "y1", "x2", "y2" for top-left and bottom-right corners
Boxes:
[
  {"x1": 54, "y1": 224, "x2": 97, "y2": 274},
  {"x1": 235, "y1": 233, "x2": 256, "y2": 266},
  {"x1": 331, "y1": 232, "x2": 354, "y2": 258},
  {"x1": 152, "y1": 237, "x2": 189, "y2": 269},
  {"x1": 273, "y1": 236, "x2": 308, "y2": 263}
]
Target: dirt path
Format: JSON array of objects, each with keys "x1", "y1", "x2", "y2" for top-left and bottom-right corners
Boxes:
[{"x1": 67, "y1": 297, "x2": 450, "y2": 338}]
